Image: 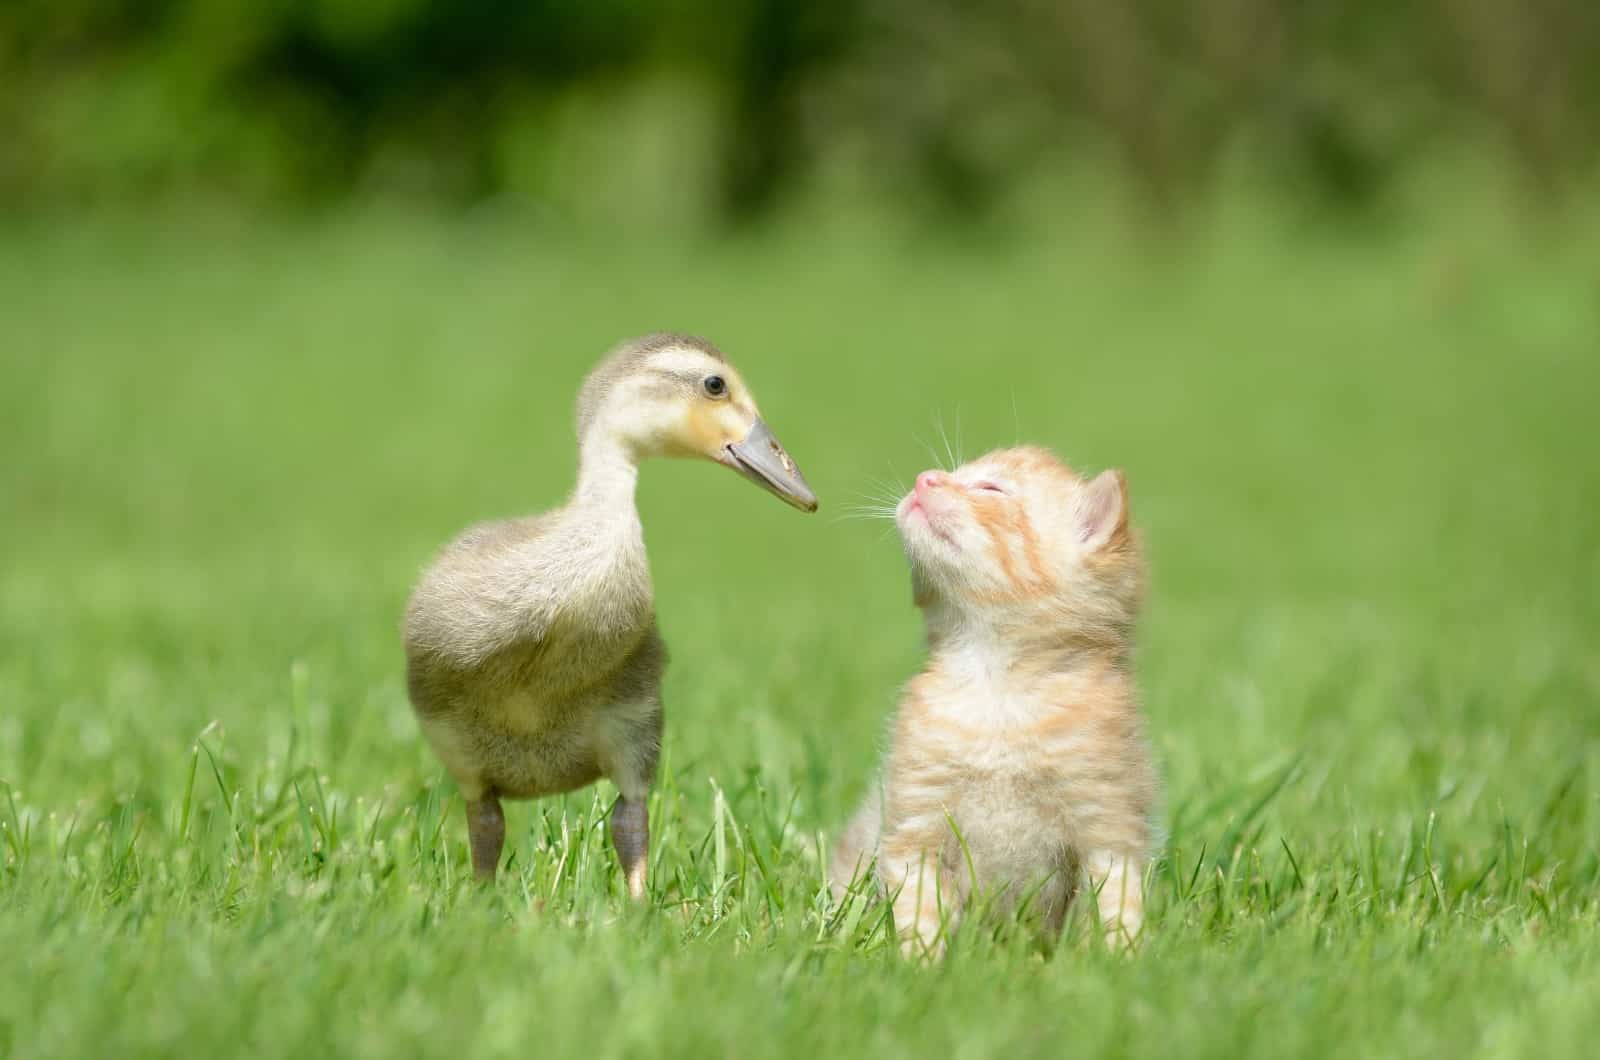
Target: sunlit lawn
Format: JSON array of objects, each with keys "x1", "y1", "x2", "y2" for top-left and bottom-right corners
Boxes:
[{"x1": 3, "y1": 198, "x2": 1598, "y2": 1058}]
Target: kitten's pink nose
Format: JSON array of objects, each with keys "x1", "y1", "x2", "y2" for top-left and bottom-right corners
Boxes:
[{"x1": 916, "y1": 471, "x2": 946, "y2": 495}]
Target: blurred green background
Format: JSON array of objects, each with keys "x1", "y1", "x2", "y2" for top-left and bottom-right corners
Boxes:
[
  {"x1": 3, "y1": 4, "x2": 1600, "y2": 1059},
  {"x1": 3, "y1": 0, "x2": 1598, "y2": 222}
]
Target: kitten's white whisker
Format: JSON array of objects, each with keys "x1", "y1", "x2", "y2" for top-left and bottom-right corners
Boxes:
[
  {"x1": 936, "y1": 412, "x2": 957, "y2": 471},
  {"x1": 838, "y1": 495, "x2": 901, "y2": 524},
  {"x1": 852, "y1": 485, "x2": 903, "y2": 508},
  {"x1": 863, "y1": 476, "x2": 906, "y2": 504}
]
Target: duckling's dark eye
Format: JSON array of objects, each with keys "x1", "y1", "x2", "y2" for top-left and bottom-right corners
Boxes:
[{"x1": 703, "y1": 375, "x2": 727, "y2": 397}]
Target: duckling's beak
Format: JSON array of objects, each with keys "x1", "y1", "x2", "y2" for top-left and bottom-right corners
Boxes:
[{"x1": 723, "y1": 419, "x2": 818, "y2": 513}]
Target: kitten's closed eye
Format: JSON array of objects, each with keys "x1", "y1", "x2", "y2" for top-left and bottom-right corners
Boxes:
[{"x1": 972, "y1": 481, "x2": 1007, "y2": 494}]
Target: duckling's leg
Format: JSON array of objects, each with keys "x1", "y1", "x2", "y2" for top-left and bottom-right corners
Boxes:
[
  {"x1": 467, "y1": 795, "x2": 505, "y2": 881},
  {"x1": 597, "y1": 701, "x2": 662, "y2": 901},
  {"x1": 610, "y1": 795, "x2": 649, "y2": 900}
]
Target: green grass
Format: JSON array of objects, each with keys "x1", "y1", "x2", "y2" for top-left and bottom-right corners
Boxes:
[{"x1": 3, "y1": 201, "x2": 1599, "y2": 1058}]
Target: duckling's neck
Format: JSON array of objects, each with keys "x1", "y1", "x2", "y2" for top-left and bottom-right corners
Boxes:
[{"x1": 573, "y1": 431, "x2": 642, "y2": 512}]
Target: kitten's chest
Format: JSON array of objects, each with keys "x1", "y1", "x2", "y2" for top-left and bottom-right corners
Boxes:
[
  {"x1": 912, "y1": 685, "x2": 1082, "y2": 859},
  {"x1": 921, "y1": 665, "x2": 1062, "y2": 735},
  {"x1": 908, "y1": 666, "x2": 1100, "y2": 797}
]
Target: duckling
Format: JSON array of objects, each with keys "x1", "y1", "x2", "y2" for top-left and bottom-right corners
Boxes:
[{"x1": 403, "y1": 333, "x2": 816, "y2": 894}]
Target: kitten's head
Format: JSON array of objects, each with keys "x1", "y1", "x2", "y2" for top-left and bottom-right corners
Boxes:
[{"x1": 895, "y1": 446, "x2": 1142, "y2": 640}]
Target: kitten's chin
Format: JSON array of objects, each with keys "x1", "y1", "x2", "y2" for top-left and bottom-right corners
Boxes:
[
  {"x1": 897, "y1": 522, "x2": 942, "y2": 570},
  {"x1": 903, "y1": 541, "x2": 968, "y2": 611},
  {"x1": 898, "y1": 508, "x2": 968, "y2": 606},
  {"x1": 897, "y1": 502, "x2": 957, "y2": 556},
  {"x1": 907, "y1": 564, "x2": 943, "y2": 609}
]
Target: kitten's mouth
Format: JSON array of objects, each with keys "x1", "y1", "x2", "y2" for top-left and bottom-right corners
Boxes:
[{"x1": 901, "y1": 497, "x2": 955, "y2": 545}]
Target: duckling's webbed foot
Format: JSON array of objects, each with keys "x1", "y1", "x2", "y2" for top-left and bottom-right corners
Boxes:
[
  {"x1": 467, "y1": 795, "x2": 505, "y2": 881},
  {"x1": 610, "y1": 796, "x2": 649, "y2": 900}
]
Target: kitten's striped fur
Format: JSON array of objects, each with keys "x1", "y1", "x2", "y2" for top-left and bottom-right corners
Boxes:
[{"x1": 831, "y1": 446, "x2": 1158, "y2": 955}]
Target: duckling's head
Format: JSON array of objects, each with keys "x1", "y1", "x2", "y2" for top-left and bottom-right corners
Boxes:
[{"x1": 577, "y1": 333, "x2": 818, "y2": 512}]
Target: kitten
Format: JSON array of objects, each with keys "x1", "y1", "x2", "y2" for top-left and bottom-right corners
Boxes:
[{"x1": 831, "y1": 446, "x2": 1158, "y2": 956}]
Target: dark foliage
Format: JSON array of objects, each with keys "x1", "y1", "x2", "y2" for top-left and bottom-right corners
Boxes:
[{"x1": 0, "y1": 0, "x2": 1594, "y2": 219}]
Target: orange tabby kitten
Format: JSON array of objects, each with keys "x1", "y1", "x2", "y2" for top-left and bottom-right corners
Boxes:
[{"x1": 831, "y1": 446, "x2": 1158, "y2": 955}]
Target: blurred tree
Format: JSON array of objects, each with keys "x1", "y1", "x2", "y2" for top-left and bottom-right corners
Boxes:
[{"x1": 0, "y1": 0, "x2": 1594, "y2": 220}]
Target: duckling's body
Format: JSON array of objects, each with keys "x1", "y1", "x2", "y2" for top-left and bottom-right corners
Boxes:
[
  {"x1": 406, "y1": 507, "x2": 660, "y2": 802},
  {"x1": 403, "y1": 334, "x2": 815, "y2": 893}
]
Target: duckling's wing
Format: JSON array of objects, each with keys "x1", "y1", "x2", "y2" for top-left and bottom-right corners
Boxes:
[{"x1": 403, "y1": 513, "x2": 568, "y2": 672}]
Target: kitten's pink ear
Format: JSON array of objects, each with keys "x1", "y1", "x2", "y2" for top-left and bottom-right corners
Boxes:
[{"x1": 1076, "y1": 470, "x2": 1130, "y2": 551}]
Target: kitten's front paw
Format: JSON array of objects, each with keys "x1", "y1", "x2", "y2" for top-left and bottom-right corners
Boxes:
[
  {"x1": 1088, "y1": 852, "x2": 1145, "y2": 952},
  {"x1": 1103, "y1": 909, "x2": 1143, "y2": 951},
  {"x1": 898, "y1": 924, "x2": 946, "y2": 961},
  {"x1": 892, "y1": 897, "x2": 948, "y2": 961}
]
